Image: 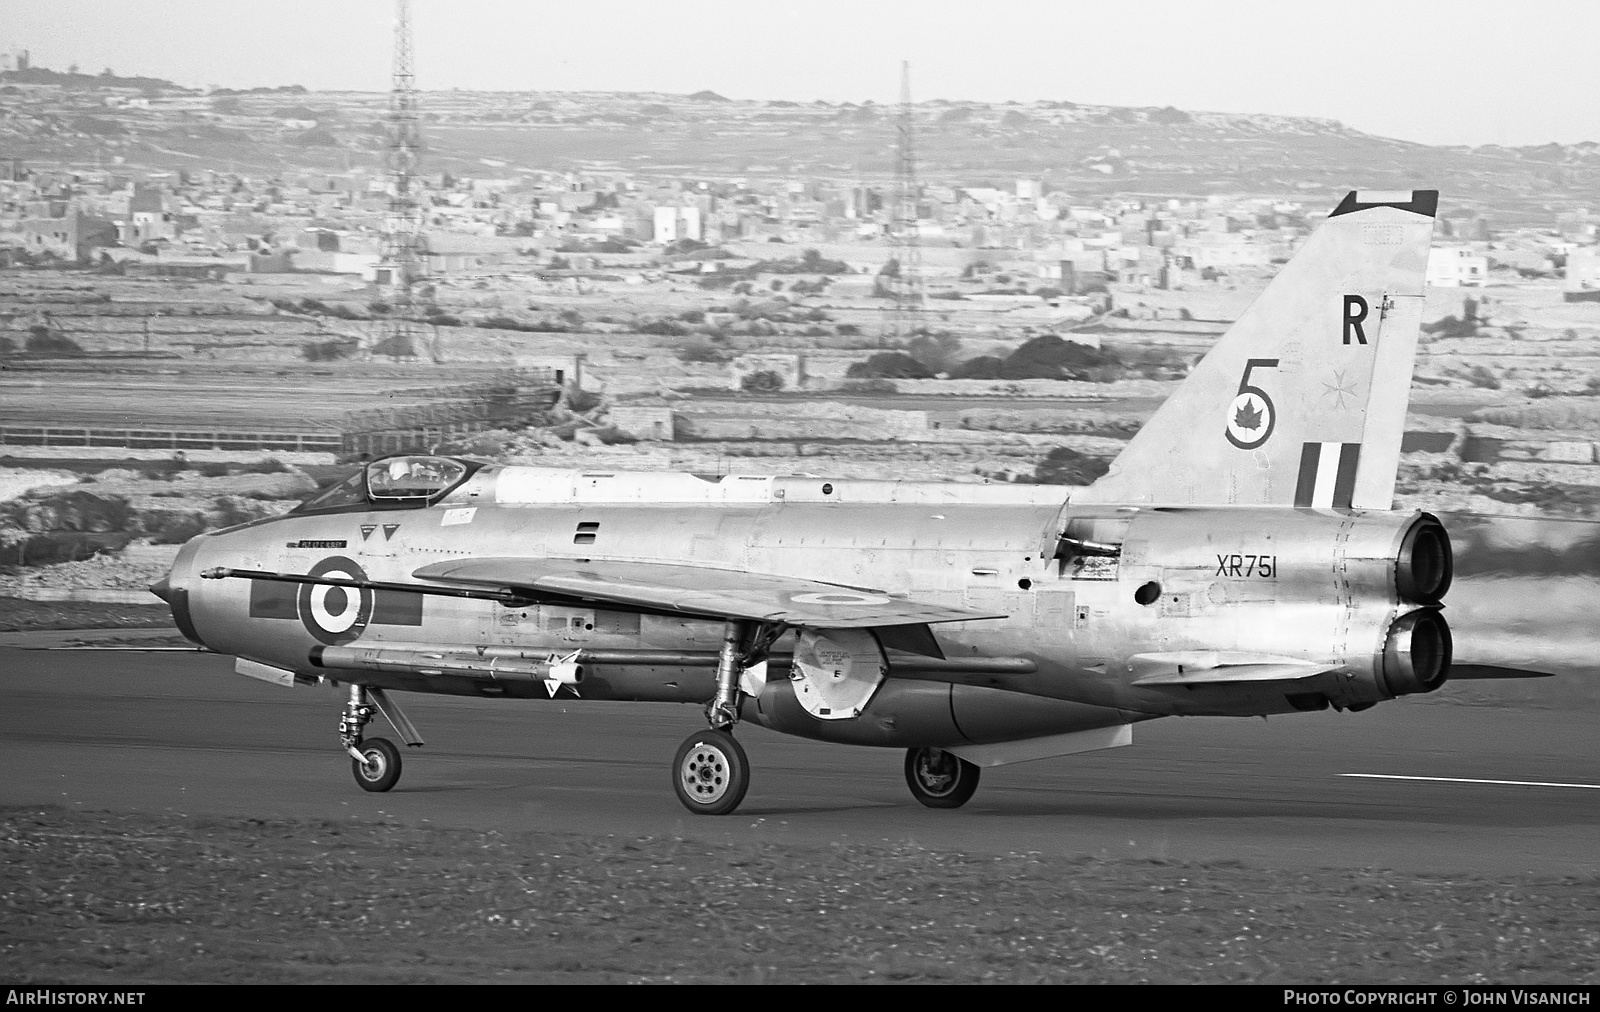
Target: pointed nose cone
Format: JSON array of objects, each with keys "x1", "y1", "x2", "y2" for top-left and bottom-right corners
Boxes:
[{"x1": 151, "y1": 539, "x2": 205, "y2": 648}]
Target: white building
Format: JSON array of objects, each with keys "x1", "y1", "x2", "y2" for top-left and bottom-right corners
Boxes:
[
  {"x1": 653, "y1": 206, "x2": 703, "y2": 243},
  {"x1": 1178, "y1": 233, "x2": 1271, "y2": 269},
  {"x1": 1565, "y1": 247, "x2": 1600, "y2": 294},
  {"x1": 1427, "y1": 247, "x2": 1488, "y2": 287}
]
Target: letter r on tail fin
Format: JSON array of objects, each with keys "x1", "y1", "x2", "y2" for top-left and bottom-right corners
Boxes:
[{"x1": 1077, "y1": 190, "x2": 1439, "y2": 509}]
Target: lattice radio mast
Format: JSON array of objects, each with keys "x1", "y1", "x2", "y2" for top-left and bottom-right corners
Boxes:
[
  {"x1": 887, "y1": 60, "x2": 924, "y2": 339},
  {"x1": 374, "y1": 0, "x2": 430, "y2": 358}
]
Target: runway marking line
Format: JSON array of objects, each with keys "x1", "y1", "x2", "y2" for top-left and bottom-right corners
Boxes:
[{"x1": 1341, "y1": 773, "x2": 1600, "y2": 790}]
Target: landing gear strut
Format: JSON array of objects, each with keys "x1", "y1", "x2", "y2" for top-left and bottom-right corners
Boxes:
[
  {"x1": 905, "y1": 747, "x2": 981, "y2": 809},
  {"x1": 704, "y1": 620, "x2": 746, "y2": 730},
  {"x1": 672, "y1": 619, "x2": 778, "y2": 815},
  {"x1": 340, "y1": 684, "x2": 421, "y2": 793}
]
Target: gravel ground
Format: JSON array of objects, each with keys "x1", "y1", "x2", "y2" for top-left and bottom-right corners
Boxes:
[{"x1": 2, "y1": 808, "x2": 1596, "y2": 985}]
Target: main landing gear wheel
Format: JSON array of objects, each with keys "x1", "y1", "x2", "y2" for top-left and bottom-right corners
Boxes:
[
  {"x1": 672, "y1": 729, "x2": 750, "y2": 816},
  {"x1": 351, "y1": 736, "x2": 402, "y2": 793},
  {"x1": 905, "y1": 747, "x2": 980, "y2": 809}
]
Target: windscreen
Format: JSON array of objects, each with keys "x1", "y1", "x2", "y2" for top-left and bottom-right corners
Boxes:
[{"x1": 291, "y1": 469, "x2": 365, "y2": 513}]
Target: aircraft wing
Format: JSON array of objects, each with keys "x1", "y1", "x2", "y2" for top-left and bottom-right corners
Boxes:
[{"x1": 410, "y1": 557, "x2": 1000, "y2": 628}]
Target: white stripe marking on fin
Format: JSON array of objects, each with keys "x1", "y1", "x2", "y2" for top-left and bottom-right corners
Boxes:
[{"x1": 1311, "y1": 441, "x2": 1340, "y2": 508}]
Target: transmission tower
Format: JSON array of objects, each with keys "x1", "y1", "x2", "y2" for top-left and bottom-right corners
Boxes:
[
  {"x1": 887, "y1": 60, "x2": 924, "y2": 340},
  {"x1": 373, "y1": 0, "x2": 430, "y2": 358}
]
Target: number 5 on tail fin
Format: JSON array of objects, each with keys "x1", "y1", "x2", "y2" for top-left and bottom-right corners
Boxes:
[{"x1": 1077, "y1": 190, "x2": 1439, "y2": 510}]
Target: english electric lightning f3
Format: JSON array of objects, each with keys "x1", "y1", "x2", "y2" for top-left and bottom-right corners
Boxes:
[{"x1": 152, "y1": 189, "x2": 1521, "y2": 815}]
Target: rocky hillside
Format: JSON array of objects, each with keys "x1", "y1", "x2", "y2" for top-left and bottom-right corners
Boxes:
[{"x1": 2, "y1": 76, "x2": 1596, "y2": 227}]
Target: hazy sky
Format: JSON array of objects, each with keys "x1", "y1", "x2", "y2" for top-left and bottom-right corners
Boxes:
[{"x1": 4, "y1": 0, "x2": 1596, "y2": 148}]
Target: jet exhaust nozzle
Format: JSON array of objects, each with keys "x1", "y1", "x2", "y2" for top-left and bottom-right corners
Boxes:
[
  {"x1": 1381, "y1": 610, "x2": 1452, "y2": 697},
  {"x1": 1396, "y1": 513, "x2": 1453, "y2": 605}
]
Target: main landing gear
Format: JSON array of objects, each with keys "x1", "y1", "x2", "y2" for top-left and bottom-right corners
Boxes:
[
  {"x1": 665, "y1": 623, "x2": 986, "y2": 815},
  {"x1": 339, "y1": 684, "x2": 423, "y2": 793},
  {"x1": 672, "y1": 728, "x2": 750, "y2": 815},
  {"x1": 672, "y1": 619, "x2": 779, "y2": 816},
  {"x1": 904, "y1": 747, "x2": 981, "y2": 809}
]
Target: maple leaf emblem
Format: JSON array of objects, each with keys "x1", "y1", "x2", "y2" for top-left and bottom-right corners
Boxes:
[{"x1": 1233, "y1": 400, "x2": 1264, "y2": 431}]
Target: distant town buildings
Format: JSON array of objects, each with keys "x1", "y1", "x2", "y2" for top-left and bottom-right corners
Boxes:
[{"x1": 0, "y1": 67, "x2": 1593, "y2": 299}]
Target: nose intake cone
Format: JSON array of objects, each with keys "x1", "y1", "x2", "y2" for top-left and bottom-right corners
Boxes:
[{"x1": 148, "y1": 575, "x2": 172, "y2": 604}]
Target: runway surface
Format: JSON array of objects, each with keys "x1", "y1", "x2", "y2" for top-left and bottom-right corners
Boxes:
[{"x1": 3, "y1": 647, "x2": 1597, "y2": 878}]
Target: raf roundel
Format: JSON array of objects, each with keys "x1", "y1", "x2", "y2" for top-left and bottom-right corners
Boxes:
[
  {"x1": 297, "y1": 556, "x2": 374, "y2": 645},
  {"x1": 1225, "y1": 389, "x2": 1275, "y2": 450},
  {"x1": 788, "y1": 590, "x2": 893, "y2": 607}
]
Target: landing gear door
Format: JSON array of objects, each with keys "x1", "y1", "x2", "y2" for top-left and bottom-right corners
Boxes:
[{"x1": 790, "y1": 629, "x2": 886, "y2": 720}]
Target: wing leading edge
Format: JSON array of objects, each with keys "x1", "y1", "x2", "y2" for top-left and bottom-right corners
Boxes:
[{"x1": 410, "y1": 557, "x2": 1001, "y2": 628}]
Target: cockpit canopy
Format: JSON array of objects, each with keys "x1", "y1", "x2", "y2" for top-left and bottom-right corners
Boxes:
[
  {"x1": 368, "y1": 456, "x2": 468, "y2": 500},
  {"x1": 292, "y1": 455, "x2": 479, "y2": 514}
]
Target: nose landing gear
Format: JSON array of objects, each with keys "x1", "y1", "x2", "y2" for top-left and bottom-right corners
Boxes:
[{"x1": 339, "y1": 684, "x2": 422, "y2": 793}]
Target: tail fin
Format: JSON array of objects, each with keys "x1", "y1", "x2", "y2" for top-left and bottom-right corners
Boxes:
[{"x1": 1078, "y1": 190, "x2": 1438, "y2": 509}]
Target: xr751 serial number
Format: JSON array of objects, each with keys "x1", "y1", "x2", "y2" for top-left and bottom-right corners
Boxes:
[{"x1": 1216, "y1": 554, "x2": 1277, "y2": 578}]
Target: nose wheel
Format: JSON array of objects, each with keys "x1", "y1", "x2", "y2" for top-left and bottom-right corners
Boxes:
[
  {"x1": 352, "y1": 737, "x2": 402, "y2": 792},
  {"x1": 905, "y1": 747, "x2": 981, "y2": 808},
  {"x1": 338, "y1": 684, "x2": 422, "y2": 793},
  {"x1": 672, "y1": 728, "x2": 750, "y2": 816}
]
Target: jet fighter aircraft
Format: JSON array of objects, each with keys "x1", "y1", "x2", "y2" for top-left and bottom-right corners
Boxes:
[{"x1": 152, "y1": 189, "x2": 1510, "y2": 815}]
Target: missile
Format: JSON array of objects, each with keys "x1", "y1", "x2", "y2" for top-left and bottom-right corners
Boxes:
[{"x1": 311, "y1": 644, "x2": 584, "y2": 684}]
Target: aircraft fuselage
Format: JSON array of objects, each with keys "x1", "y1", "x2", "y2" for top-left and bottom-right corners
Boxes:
[{"x1": 165, "y1": 466, "x2": 1448, "y2": 752}]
